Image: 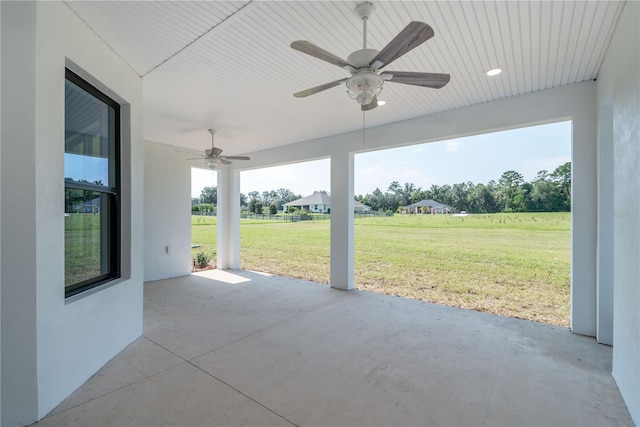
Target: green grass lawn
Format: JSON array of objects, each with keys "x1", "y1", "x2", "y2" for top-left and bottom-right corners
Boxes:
[
  {"x1": 191, "y1": 212, "x2": 570, "y2": 326},
  {"x1": 65, "y1": 213, "x2": 102, "y2": 286}
]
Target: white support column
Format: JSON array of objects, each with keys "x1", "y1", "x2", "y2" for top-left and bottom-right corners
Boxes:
[
  {"x1": 596, "y1": 99, "x2": 614, "y2": 345},
  {"x1": 330, "y1": 151, "x2": 354, "y2": 290},
  {"x1": 216, "y1": 166, "x2": 230, "y2": 269},
  {"x1": 571, "y1": 107, "x2": 598, "y2": 337},
  {"x1": 229, "y1": 169, "x2": 241, "y2": 269},
  {"x1": 216, "y1": 166, "x2": 240, "y2": 270}
]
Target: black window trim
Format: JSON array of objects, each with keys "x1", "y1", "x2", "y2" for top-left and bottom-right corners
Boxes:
[{"x1": 65, "y1": 68, "x2": 122, "y2": 298}]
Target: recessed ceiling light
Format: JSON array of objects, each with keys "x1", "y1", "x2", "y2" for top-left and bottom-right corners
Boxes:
[
  {"x1": 486, "y1": 67, "x2": 502, "y2": 76},
  {"x1": 378, "y1": 100, "x2": 386, "y2": 106}
]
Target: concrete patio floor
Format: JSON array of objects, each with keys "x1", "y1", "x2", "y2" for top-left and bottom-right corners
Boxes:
[{"x1": 36, "y1": 269, "x2": 632, "y2": 426}]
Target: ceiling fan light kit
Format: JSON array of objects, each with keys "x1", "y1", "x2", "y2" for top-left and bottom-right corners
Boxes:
[
  {"x1": 204, "y1": 158, "x2": 221, "y2": 169},
  {"x1": 347, "y1": 72, "x2": 384, "y2": 105},
  {"x1": 291, "y1": 1, "x2": 450, "y2": 111}
]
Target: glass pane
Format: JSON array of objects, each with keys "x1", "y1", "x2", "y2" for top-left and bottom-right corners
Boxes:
[
  {"x1": 64, "y1": 189, "x2": 112, "y2": 287},
  {"x1": 64, "y1": 153, "x2": 109, "y2": 186},
  {"x1": 64, "y1": 79, "x2": 115, "y2": 187}
]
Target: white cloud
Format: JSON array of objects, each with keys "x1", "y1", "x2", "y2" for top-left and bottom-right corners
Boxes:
[
  {"x1": 191, "y1": 168, "x2": 216, "y2": 198},
  {"x1": 445, "y1": 140, "x2": 462, "y2": 152},
  {"x1": 240, "y1": 159, "x2": 330, "y2": 196},
  {"x1": 192, "y1": 160, "x2": 331, "y2": 198},
  {"x1": 355, "y1": 162, "x2": 435, "y2": 194},
  {"x1": 519, "y1": 156, "x2": 571, "y2": 180},
  {"x1": 355, "y1": 164, "x2": 389, "y2": 194}
]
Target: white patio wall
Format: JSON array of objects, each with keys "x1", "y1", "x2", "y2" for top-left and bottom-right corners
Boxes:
[
  {"x1": 143, "y1": 141, "x2": 192, "y2": 281},
  {"x1": 1, "y1": 4, "x2": 38, "y2": 424},
  {"x1": 0, "y1": 2, "x2": 3, "y2": 422},
  {"x1": 597, "y1": 1, "x2": 640, "y2": 424},
  {"x1": 1, "y1": 2, "x2": 143, "y2": 425}
]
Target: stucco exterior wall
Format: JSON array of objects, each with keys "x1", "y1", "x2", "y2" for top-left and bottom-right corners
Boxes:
[
  {"x1": 144, "y1": 141, "x2": 192, "y2": 281},
  {"x1": 597, "y1": 1, "x2": 640, "y2": 423},
  {"x1": 1, "y1": 2, "x2": 144, "y2": 425},
  {"x1": 1, "y1": 3, "x2": 38, "y2": 425}
]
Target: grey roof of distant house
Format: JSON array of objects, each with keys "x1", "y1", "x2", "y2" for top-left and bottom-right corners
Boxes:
[
  {"x1": 403, "y1": 199, "x2": 451, "y2": 209},
  {"x1": 283, "y1": 192, "x2": 368, "y2": 209},
  {"x1": 283, "y1": 192, "x2": 332, "y2": 206}
]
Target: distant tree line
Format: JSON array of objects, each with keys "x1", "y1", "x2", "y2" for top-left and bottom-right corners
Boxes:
[
  {"x1": 192, "y1": 162, "x2": 571, "y2": 214},
  {"x1": 355, "y1": 162, "x2": 571, "y2": 214},
  {"x1": 193, "y1": 187, "x2": 303, "y2": 214},
  {"x1": 64, "y1": 178, "x2": 103, "y2": 213}
]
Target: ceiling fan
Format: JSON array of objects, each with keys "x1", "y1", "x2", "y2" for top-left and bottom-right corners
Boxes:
[
  {"x1": 291, "y1": 2, "x2": 450, "y2": 111},
  {"x1": 187, "y1": 129, "x2": 250, "y2": 169}
]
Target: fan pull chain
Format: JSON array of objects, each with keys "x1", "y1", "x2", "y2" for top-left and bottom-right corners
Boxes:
[{"x1": 362, "y1": 111, "x2": 366, "y2": 147}]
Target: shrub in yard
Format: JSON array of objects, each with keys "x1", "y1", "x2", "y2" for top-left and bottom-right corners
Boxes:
[
  {"x1": 195, "y1": 252, "x2": 212, "y2": 268},
  {"x1": 192, "y1": 203, "x2": 215, "y2": 213},
  {"x1": 297, "y1": 209, "x2": 311, "y2": 220},
  {"x1": 269, "y1": 203, "x2": 278, "y2": 215}
]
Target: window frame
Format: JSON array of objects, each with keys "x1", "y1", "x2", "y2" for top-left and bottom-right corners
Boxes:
[{"x1": 64, "y1": 68, "x2": 121, "y2": 298}]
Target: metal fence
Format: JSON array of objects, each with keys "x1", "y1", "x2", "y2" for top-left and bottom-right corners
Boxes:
[
  {"x1": 240, "y1": 213, "x2": 329, "y2": 221},
  {"x1": 192, "y1": 211, "x2": 389, "y2": 220}
]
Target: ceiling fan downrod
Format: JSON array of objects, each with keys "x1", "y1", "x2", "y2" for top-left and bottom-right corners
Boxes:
[{"x1": 356, "y1": 2, "x2": 375, "y2": 50}]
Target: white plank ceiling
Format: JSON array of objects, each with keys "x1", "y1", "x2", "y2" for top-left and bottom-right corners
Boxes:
[{"x1": 65, "y1": 1, "x2": 625, "y2": 156}]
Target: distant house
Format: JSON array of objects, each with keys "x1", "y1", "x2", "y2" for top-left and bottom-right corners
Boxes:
[
  {"x1": 353, "y1": 200, "x2": 370, "y2": 213},
  {"x1": 402, "y1": 199, "x2": 454, "y2": 214},
  {"x1": 283, "y1": 192, "x2": 371, "y2": 213}
]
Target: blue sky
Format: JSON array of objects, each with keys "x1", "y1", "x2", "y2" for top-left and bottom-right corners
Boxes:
[
  {"x1": 191, "y1": 120, "x2": 571, "y2": 198},
  {"x1": 65, "y1": 153, "x2": 109, "y2": 184}
]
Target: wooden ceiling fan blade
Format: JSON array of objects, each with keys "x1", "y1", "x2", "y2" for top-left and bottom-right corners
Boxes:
[
  {"x1": 361, "y1": 96, "x2": 379, "y2": 111},
  {"x1": 369, "y1": 22, "x2": 434, "y2": 69},
  {"x1": 382, "y1": 71, "x2": 450, "y2": 88},
  {"x1": 294, "y1": 78, "x2": 348, "y2": 98},
  {"x1": 291, "y1": 41, "x2": 354, "y2": 70},
  {"x1": 221, "y1": 156, "x2": 250, "y2": 161}
]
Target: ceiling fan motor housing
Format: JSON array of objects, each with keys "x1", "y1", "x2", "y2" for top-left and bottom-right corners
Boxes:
[{"x1": 347, "y1": 49, "x2": 379, "y2": 69}]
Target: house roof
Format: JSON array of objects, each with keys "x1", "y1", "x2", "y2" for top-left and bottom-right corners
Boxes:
[
  {"x1": 354, "y1": 201, "x2": 368, "y2": 209},
  {"x1": 65, "y1": 2, "x2": 625, "y2": 158},
  {"x1": 283, "y1": 192, "x2": 332, "y2": 207},
  {"x1": 404, "y1": 200, "x2": 451, "y2": 209},
  {"x1": 283, "y1": 193, "x2": 369, "y2": 209}
]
